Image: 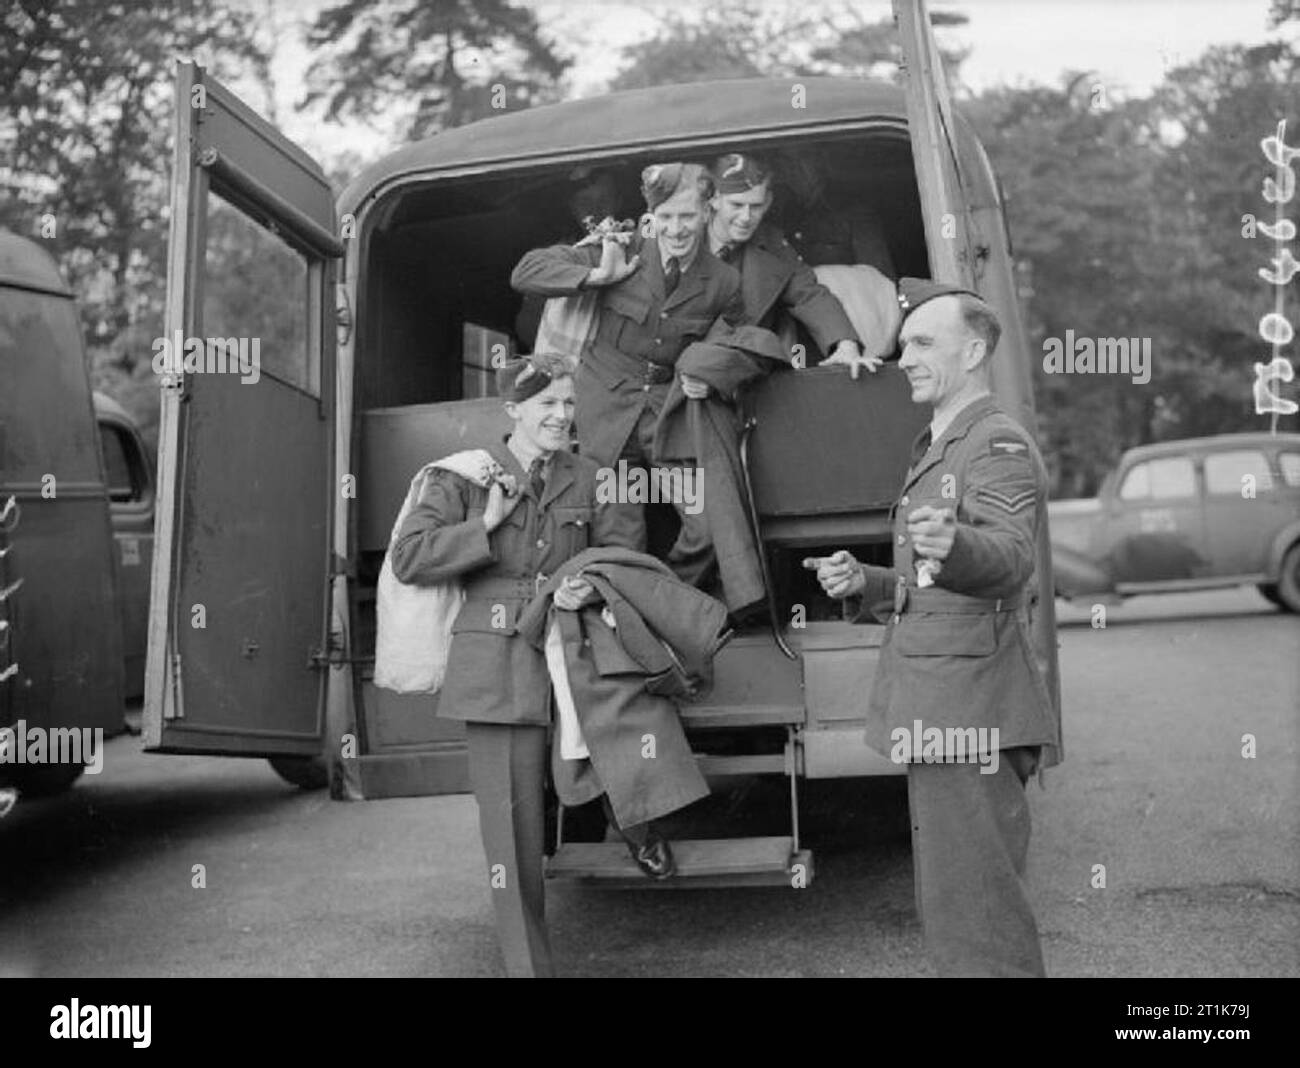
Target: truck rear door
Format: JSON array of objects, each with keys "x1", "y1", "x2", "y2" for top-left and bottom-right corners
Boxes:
[
  {"x1": 144, "y1": 61, "x2": 343, "y2": 757},
  {"x1": 893, "y1": 0, "x2": 1064, "y2": 762}
]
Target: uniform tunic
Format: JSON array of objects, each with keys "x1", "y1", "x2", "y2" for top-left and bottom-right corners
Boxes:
[
  {"x1": 721, "y1": 220, "x2": 858, "y2": 357},
  {"x1": 853, "y1": 394, "x2": 1059, "y2": 757},
  {"x1": 510, "y1": 231, "x2": 751, "y2": 468},
  {"x1": 389, "y1": 442, "x2": 640, "y2": 723}
]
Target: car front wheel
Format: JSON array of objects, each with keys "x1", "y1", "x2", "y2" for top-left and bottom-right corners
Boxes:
[{"x1": 1277, "y1": 543, "x2": 1300, "y2": 614}]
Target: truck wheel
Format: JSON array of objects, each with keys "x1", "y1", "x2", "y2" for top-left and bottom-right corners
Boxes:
[
  {"x1": 13, "y1": 763, "x2": 85, "y2": 797},
  {"x1": 268, "y1": 755, "x2": 329, "y2": 790},
  {"x1": 1257, "y1": 583, "x2": 1282, "y2": 608},
  {"x1": 1277, "y1": 544, "x2": 1300, "y2": 613}
]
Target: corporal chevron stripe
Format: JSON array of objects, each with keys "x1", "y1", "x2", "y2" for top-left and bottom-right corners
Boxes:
[{"x1": 976, "y1": 487, "x2": 1036, "y2": 514}]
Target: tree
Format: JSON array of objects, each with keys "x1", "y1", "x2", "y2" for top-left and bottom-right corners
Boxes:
[
  {"x1": 610, "y1": 0, "x2": 968, "y2": 94},
  {"x1": 0, "y1": 0, "x2": 270, "y2": 446},
  {"x1": 300, "y1": 0, "x2": 571, "y2": 141}
]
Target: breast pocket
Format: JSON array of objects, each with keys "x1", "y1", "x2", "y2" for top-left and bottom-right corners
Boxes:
[
  {"x1": 606, "y1": 288, "x2": 651, "y2": 326},
  {"x1": 550, "y1": 505, "x2": 593, "y2": 557},
  {"x1": 891, "y1": 614, "x2": 996, "y2": 657}
]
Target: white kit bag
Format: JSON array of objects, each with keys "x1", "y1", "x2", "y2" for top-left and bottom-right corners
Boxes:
[{"x1": 373, "y1": 449, "x2": 505, "y2": 693}]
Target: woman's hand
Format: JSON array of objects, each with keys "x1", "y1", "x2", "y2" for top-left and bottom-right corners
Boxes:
[
  {"x1": 584, "y1": 235, "x2": 640, "y2": 287},
  {"x1": 680, "y1": 373, "x2": 710, "y2": 399},
  {"x1": 482, "y1": 477, "x2": 522, "y2": 533},
  {"x1": 553, "y1": 575, "x2": 597, "y2": 611}
]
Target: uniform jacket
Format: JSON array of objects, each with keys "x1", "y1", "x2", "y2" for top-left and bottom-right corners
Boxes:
[
  {"x1": 389, "y1": 442, "x2": 641, "y2": 725},
  {"x1": 651, "y1": 329, "x2": 789, "y2": 611},
  {"x1": 511, "y1": 231, "x2": 755, "y2": 466},
  {"x1": 515, "y1": 547, "x2": 727, "y2": 827},
  {"x1": 726, "y1": 221, "x2": 859, "y2": 356},
  {"x1": 853, "y1": 395, "x2": 1060, "y2": 761}
]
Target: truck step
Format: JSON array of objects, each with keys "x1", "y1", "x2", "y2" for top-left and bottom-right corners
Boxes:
[{"x1": 546, "y1": 835, "x2": 812, "y2": 889}]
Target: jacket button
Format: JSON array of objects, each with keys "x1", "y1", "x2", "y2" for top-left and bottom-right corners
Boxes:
[
  {"x1": 655, "y1": 338, "x2": 662, "y2": 345},
  {"x1": 900, "y1": 495, "x2": 910, "y2": 507},
  {"x1": 536, "y1": 539, "x2": 546, "y2": 549},
  {"x1": 642, "y1": 384, "x2": 650, "y2": 392},
  {"x1": 660, "y1": 311, "x2": 668, "y2": 319},
  {"x1": 896, "y1": 534, "x2": 906, "y2": 546}
]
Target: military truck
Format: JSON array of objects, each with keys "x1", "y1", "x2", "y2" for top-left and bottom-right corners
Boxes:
[{"x1": 144, "y1": 0, "x2": 1061, "y2": 883}]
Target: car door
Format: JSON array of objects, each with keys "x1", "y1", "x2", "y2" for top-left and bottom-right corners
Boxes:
[
  {"x1": 1107, "y1": 455, "x2": 1209, "y2": 586},
  {"x1": 144, "y1": 61, "x2": 343, "y2": 757},
  {"x1": 1201, "y1": 447, "x2": 1292, "y2": 577}
]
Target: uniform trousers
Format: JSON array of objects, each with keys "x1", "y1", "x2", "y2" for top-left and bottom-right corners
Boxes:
[
  {"x1": 466, "y1": 721, "x2": 553, "y2": 978},
  {"x1": 616, "y1": 402, "x2": 715, "y2": 589},
  {"x1": 906, "y1": 745, "x2": 1046, "y2": 977}
]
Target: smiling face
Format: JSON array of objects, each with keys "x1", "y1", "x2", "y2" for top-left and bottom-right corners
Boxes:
[
  {"x1": 505, "y1": 375, "x2": 575, "y2": 455},
  {"x1": 651, "y1": 183, "x2": 706, "y2": 262},
  {"x1": 710, "y1": 181, "x2": 772, "y2": 245},
  {"x1": 897, "y1": 297, "x2": 986, "y2": 410}
]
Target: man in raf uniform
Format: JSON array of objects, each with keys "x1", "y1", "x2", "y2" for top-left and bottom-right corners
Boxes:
[
  {"x1": 807, "y1": 278, "x2": 1059, "y2": 977},
  {"x1": 511, "y1": 162, "x2": 764, "y2": 587},
  {"x1": 390, "y1": 354, "x2": 653, "y2": 978},
  {"x1": 707, "y1": 152, "x2": 880, "y2": 378}
]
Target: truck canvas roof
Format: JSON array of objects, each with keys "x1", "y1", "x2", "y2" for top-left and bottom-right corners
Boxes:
[{"x1": 340, "y1": 77, "x2": 926, "y2": 213}]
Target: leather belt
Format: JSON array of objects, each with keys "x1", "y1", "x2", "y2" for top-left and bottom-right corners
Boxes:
[
  {"x1": 893, "y1": 575, "x2": 1026, "y2": 616},
  {"x1": 463, "y1": 574, "x2": 550, "y2": 601},
  {"x1": 588, "y1": 345, "x2": 675, "y2": 385}
]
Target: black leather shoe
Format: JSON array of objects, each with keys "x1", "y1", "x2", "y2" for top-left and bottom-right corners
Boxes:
[{"x1": 628, "y1": 829, "x2": 676, "y2": 880}]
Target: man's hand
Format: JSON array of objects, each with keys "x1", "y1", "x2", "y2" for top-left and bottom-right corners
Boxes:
[
  {"x1": 821, "y1": 339, "x2": 882, "y2": 379},
  {"x1": 482, "y1": 477, "x2": 522, "y2": 533},
  {"x1": 907, "y1": 506, "x2": 957, "y2": 562},
  {"x1": 584, "y1": 235, "x2": 640, "y2": 287},
  {"x1": 680, "y1": 373, "x2": 710, "y2": 399},
  {"x1": 553, "y1": 574, "x2": 597, "y2": 611},
  {"x1": 802, "y1": 549, "x2": 865, "y2": 599}
]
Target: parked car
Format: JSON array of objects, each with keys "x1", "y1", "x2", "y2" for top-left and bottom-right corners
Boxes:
[
  {"x1": 93, "y1": 391, "x2": 154, "y2": 700},
  {"x1": 1049, "y1": 432, "x2": 1300, "y2": 611}
]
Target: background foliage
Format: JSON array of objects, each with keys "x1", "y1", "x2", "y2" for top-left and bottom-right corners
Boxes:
[{"x1": 2, "y1": 0, "x2": 1296, "y2": 492}]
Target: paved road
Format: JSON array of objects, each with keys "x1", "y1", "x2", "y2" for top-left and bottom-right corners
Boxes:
[{"x1": 2, "y1": 589, "x2": 1296, "y2": 977}]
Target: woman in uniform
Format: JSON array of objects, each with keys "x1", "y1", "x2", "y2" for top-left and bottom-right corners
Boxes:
[{"x1": 389, "y1": 353, "x2": 649, "y2": 978}]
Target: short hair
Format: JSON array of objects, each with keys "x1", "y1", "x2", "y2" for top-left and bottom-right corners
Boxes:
[{"x1": 958, "y1": 295, "x2": 1002, "y2": 360}]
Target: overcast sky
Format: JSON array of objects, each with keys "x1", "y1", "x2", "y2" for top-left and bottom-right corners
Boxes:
[{"x1": 245, "y1": 0, "x2": 1290, "y2": 165}]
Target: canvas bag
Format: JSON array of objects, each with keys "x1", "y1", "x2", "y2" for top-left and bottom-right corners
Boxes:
[
  {"x1": 533, "y1": 287, "x2": 600, "y2": 358},
  {"x1": 373, "y1": 449, "x2": 504, "y2": 694}
]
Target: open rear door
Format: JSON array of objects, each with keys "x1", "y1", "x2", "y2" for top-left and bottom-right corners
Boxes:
[
  {"x1": 144, "y1": 61, "x2": 343, "y2": 757},
  {"x1": 893, "y1": 0, "x2": 979, "y2": 288},
  {"x1": 893, "y1": 0, "x2": 1064, "y2": 765}
]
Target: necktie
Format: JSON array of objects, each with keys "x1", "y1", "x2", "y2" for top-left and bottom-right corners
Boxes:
[
  {"x1": 663, "y1": 256, "x2": 680, "y2": 296},
  {"x1": 717, "y1": 243, "x2": 735, "y2": 263},
  {"x1": 909, "y1": 428, "x2": 933, "y2": 469},
  {"x1": 527, "y1": 456, "x2": 546, "y2": 499}
]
